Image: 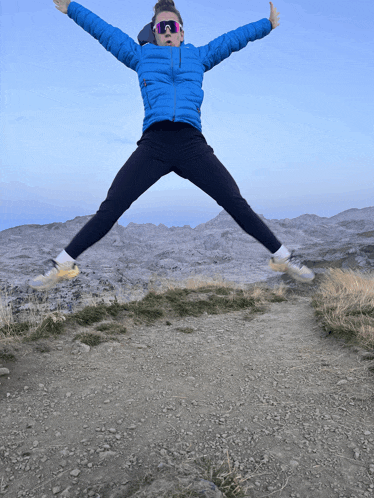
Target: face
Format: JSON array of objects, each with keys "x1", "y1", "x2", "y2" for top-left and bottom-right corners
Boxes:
[{"x1": 154, "y1": 11, "x2": 184, "y2": 47}]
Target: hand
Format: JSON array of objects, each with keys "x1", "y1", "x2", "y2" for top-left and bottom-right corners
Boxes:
[
  {"x1": 53, "y1": 0, "x2": 71, "y2": 14},
  {"x1": 269, "y1": 2, "x2": 280, "y2": 29}
]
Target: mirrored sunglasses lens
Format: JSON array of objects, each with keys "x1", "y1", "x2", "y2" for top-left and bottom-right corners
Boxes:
[{"x1": 157, "y1": 21, "x2": 179, "y2": 34}]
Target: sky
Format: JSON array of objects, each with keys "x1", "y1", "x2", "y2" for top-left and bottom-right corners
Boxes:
[{"x1": 1, "y1": 0, "x2": 373, "y2": 232}]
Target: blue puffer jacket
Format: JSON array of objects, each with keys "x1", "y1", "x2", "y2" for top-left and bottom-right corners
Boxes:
[{"x1": 67, "y1": 2, "x2": 272, "y2": 135}]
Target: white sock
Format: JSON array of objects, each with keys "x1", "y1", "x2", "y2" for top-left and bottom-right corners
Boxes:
[
  {"x1": 272, "y1": 244, "x2": 291, "y2": 260},
  {"x1": 55, "y1": 250, "x2": 75, "y2": 264}
]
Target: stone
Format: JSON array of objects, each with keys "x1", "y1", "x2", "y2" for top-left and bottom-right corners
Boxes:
[
  {"x1": 99, "y1": 450, "x2": 117, "y2": 460},
  {"x1": 75, "y1": 342, "x2": 91, "y2": 353}
]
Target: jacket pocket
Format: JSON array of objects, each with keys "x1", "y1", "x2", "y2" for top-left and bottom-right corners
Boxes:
[{"x1": 142, "y1": 79, "x2": 152, "y2": 110}]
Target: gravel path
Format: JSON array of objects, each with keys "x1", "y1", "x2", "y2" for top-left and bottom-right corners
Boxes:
[{"x1": 1, "y1": 295, "x2": 374, "y2": 497}]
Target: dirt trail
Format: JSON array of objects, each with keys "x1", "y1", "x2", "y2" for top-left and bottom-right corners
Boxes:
[{"x1": 1, "y1": 294, "x2": 374, "y2": 498}]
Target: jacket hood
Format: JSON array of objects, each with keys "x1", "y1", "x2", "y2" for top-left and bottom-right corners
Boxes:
[{"x1": 137, "y1": 21, "x2": 185, "y2": 46}]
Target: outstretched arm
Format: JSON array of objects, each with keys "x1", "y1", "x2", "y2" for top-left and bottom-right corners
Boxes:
[
  {"x1": 55, "y1": 2, "x2": 140, "y2": 72},
  {"x1": 53, "y1": 0, "x2": 71, "y2": 14},
  {"x1": 269, "y1": 2, "x2": 280, "y2": 29}
]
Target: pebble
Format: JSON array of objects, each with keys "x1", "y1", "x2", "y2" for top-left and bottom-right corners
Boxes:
[
  {"x1": 77, "y1": 342, "x2": 91, "y2": 352},
  {"x1": 0, "y1": 368, "x2": 10, "y2": 376},
  {"x1": 70, "y1": 468, "x2": 81, "y2": 477},
  {"x1": 99, "y1": 451, "x2": 117, "y2": 460}
]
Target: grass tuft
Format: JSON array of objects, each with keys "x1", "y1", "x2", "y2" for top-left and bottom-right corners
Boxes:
[
  {"x1": 95, "y1": 323, "x2": 127, "y2": 334},
  {"x1": 0, "y1": 322, "x2": 31, "y2": 337},
  {"x1": 0, "y1": 348, "x2": 17, "y2": 362},
  {"x1": 73, "y1": 332, "x2": 106, "y2": 347},
  {"x1": 27, "y1": 312, "x2": 66, "y2": 341},
  {"x1": 72, "y1": 304, "x2": 114, "y2": 326},
  {"x1": 195, "y1": 454, "x2": 249, "y2": 498}
]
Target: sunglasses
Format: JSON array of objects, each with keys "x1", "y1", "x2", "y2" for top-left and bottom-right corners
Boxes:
[{"x1": 153, "y1": 20, "x2": 183, "y2": 34}]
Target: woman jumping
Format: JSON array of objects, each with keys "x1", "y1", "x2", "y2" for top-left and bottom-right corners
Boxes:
[{"x1": 30, "y1": 0, "x2": 315, "y2": 291}]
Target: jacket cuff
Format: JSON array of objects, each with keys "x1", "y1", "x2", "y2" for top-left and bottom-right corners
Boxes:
[{"x1": 67, "y1": 1, "x2": 77, "y2": 17}]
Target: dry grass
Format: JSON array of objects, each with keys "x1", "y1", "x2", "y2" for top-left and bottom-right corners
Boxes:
[
  {"x1": 310, "y1": 268, "x2": 374, "y2": 350},
  {"x1": 1, "y1": 268, "x2": 374, "y2": 355}
]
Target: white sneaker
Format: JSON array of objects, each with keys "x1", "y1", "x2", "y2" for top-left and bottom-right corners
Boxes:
[
  {"x1": 29, "y1": 259, "x2": 80, "y2": 291},
  {"x1": 269, "y1": 250, "x2": 315, "y2": 284}
]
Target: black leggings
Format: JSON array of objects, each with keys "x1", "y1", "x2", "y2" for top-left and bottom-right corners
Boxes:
[{"x1": 65, "y1": 121, "x2": 282, "y2": 260}]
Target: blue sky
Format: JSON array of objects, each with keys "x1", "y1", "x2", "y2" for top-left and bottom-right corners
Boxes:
[{"x1": 1, "y1": 0, "x2": 373, "y2": 231}]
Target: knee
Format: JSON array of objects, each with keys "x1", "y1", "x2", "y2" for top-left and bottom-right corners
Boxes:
[
  {"x1": 219, "y1": 194, "x2": 249, "y2": 210},
  {"x1": 97, "y1": 198, "x2": 126, "y2": 221}
]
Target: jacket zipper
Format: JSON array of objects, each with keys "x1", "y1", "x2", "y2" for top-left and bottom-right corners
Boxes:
[
  {"x1": 170, "y1": 47, "x2": 176, "y2": 122},
  {"x1": 170, "y1": 47, "x2": 180, "y2": 122},
  {"x1": 145, "y1": 48, "x2": 200, "y2": 120}
]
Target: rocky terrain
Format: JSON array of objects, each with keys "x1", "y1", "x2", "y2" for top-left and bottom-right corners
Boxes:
[
  {"x1": 1, "y1": 206, "x2": 374, "y2": 315},
  {"x1": 1, "y1": 293, "x2": 374, "y2": 497},
  {"x1": 0, "y1": 206, "x2": 374, "y2": 497}
]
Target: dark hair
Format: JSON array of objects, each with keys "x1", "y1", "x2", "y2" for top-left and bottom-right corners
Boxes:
[{"x1": 152, "y1": 0, "x2": 183, "y2": 32}]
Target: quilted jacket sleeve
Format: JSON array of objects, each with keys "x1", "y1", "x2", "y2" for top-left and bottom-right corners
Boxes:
[
  {"x1": 67, "y1": 2, "x2": 140, "y2": 71},
  {"x1": 200, "y1": 18, "x2": 272, "y2": 73}
]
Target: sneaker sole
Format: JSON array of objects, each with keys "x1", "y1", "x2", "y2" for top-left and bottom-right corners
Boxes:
[
  {"x1": 29, "y1": 266, "x2": 80, "y2": 291},
  {"x1": 269, "y1": 258, "x2": 315, "y2": 284},
  {"x1": 286, "y1": 271, "x2": 315, "y2": 284}
]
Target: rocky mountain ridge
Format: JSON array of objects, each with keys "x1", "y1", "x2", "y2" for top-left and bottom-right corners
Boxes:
[{"x1": 1, "y1": 206, "x2": 373, "y2": 318}]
